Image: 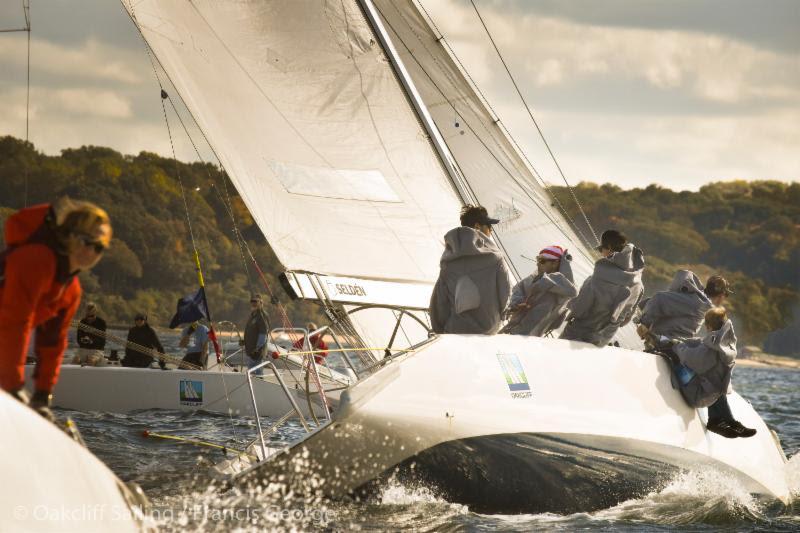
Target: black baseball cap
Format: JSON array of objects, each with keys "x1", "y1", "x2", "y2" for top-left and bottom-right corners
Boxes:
[
  {"x1": 460, "y1": 205, "x2": 499, "y2": 227},
  {"x1": 134, "y1": 313, "x2": 146, "y2": 321},
  {"x1": 479, "y1": 213, "x2": 500, "y2": 225},
  {"x1": 596, "y1": 229, "x2": 628, "y2": 253}
]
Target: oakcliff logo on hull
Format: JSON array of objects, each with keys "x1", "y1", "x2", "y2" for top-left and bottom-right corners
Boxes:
[
  {"x1": 179, "y1": 380, "x2": 204, "y2": 406},
  {"x1": 496, "y1": 353, "x2": 532, "y2": 399}
]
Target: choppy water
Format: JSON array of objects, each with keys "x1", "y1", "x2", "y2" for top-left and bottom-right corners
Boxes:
[{"x1": 60, "y1": 366, "x2": 800, "y2": 531}]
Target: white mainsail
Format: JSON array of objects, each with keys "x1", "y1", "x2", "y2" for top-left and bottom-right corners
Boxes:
[{"x1": 122, "y1": 0, "x2": 462, "y2": 286}]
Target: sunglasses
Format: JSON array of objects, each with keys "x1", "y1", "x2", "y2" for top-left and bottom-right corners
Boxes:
[
  {"x1": 536, "y1": 258, "x2": 557, "y2": 264},
  {"x1": 79, "y1": 235, "x2": 107, "y2": 254}
]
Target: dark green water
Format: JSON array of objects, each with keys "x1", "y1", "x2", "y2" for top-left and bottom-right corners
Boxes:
[{"x1": 63, "y1": 366, "x2": 800, "y2": 531}]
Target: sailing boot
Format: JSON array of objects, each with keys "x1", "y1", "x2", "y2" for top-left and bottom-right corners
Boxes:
[
  {"x1": 728, "y1": 420, "x2": 757, "y2": 438},
  {"x1": 706, "y1": 419, "x2": 756, "y2": 438},
  {"x1": 706, "y1": 419, "x2": 739, "y2": 438}
]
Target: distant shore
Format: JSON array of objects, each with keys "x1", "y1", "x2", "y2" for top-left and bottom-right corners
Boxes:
[{"x1": 738, "y1": 346, "x2": 800, "y2": 369}]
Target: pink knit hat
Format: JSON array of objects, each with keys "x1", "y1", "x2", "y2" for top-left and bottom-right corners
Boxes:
[{"x1": 537, "y1": 245, "x2": 565, "y2": 260}]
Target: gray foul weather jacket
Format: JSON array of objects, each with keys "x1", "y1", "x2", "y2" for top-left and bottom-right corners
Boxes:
[
  {"x1": 502, "y1": 254, "x2": 577, "y2": 336},
  {"x1": 561, "y1": 243, "x2": 645, "y2": 346},
  {"x1": 639, "y1": 270, "x2": 712, "y2": 340},
  {"x1": 430, "y1": 227, "x2": 511, "y2": 334},
  {"x1": 673, "y1": 320, "x2": 737, "y2": 408}
]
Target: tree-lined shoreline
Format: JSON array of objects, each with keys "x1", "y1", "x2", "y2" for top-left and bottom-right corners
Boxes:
[{"x1": 1, "y1": 136, "x2": 797, "y2": 352}]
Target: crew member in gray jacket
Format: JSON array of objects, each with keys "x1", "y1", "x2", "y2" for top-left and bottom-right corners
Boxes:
[
  {"x1": 668, "y1": 307, "x2": 756, "y2": 438},
  {"x1": 637, "y1": 272, "x2": 732, "y2": 342},
  {"x1": 502, "y1": 245, "x2": 577, "y2": 336},
  {"x1": 430, "y1": 205, "x2": 511, "y2": 334},
  {"x1": 561, "y1": 230, "x2": 645, "y2": 346}
]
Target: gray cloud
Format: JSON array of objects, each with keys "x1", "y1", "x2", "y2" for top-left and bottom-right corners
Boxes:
[
  {"x1": 494, "y1": 0, "x2": 800, "y2": 53},
  {"x1": 0, "y1": 0, "x2": 797, "y2": 191}
]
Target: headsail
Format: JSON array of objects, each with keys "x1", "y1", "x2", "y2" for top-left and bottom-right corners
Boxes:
[
  {"x1": 372, "y1": 0, "x2": 641, "y2": 348},
  {"x1": 373, "y1": 0, "x2": 596, "y2": 282}
]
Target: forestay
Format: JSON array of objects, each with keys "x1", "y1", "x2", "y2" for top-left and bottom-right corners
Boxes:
[{"x1": 122, "y1": 0, "x2": 463, "y2": 285}]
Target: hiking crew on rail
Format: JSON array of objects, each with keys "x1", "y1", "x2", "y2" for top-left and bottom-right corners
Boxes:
[{"x1": 429, "y1": 205, "x2": 755, "y2": 439}]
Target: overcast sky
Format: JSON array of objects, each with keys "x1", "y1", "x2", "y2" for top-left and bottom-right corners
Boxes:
[{"x1": 0, "y1": 0, "x2": 797, "y2": 191}]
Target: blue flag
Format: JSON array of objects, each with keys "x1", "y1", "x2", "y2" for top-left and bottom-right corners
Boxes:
[{"x1": 169, "y1": 288, "x2": 209, "y2": 329}]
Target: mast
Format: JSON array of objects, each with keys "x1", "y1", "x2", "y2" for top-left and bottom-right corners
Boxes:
[
  {"x1": 356, "y1": 0, "x2": 473, "y2": 208},
  {"x1": 357, "y1": 0, "x2": 519, "y2": 279}
]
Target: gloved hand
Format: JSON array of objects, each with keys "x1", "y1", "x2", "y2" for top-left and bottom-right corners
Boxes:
[{"x1": 30, "y1": 390, "x2": 56, "y2": 423}]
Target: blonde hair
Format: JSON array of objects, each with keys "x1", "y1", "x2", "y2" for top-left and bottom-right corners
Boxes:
[
  {"x1": 52, "y1": 197, "x2": 112, "y2": 251},
  {"x1": 704, "y1": 306, "x2": 727, "y2": 331}
]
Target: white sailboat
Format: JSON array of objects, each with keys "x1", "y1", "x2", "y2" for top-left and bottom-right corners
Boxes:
[
  {"x1": 25, "y1": 336, "x2": 351, "y2": 418},
  {"x1": 120, "y1": 0, "x2": 790, "y2": 513},
  {"x1": 0, "y1": 390, "x2": 149, "y2": 531}
]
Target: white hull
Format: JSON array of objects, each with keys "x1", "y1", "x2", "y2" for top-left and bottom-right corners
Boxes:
[
  {"x1": 237, "y1": 335, "x2": 789, "y2": 513},
  {"x1": 25, "y1": 363, "x2": 341, "y2": 418},
  {"x1": 1, "y1": 390, "x2": 146, "y2": 531}
]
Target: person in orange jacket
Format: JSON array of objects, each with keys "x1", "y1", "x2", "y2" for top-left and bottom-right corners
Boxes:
[{"x1": 0, "y1": 197, "x2": 112, "y2": 420}]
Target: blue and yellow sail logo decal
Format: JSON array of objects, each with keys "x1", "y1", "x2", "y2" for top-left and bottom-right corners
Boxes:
[
  {"x1": 496, "y1": 353, "x2": 532, "y2": 399},
  {"x1": 179, "y1": 380, "x2": 204, "y2": 405}
]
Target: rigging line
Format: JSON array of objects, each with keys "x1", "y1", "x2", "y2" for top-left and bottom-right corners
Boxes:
[
  {"x1": 125, "y1": 5, "x2": 243, "y2": 443},
  {"x1": 411, "y1": 0, "x2": 592, "y2": 253},
  {"x1": 159, "y1": 90, "x2": 198, "y2": 251},
  {"x1": 388, "y1": 7, "x2": 595, "y2": 264},
  {"x1": 127, "y1": 4, "x2": 208, "y2": 265},
  {"x1": 135, "y1": 19, "x2": 254, "y2": 291},
  {"x1": 164, "y1": 110, "x2": 257, "y2": 298},
  {"x1": 24, "y1": 1, "x2": 30, "y2": 144},
  {"x1": 162, "y1": 96, "x2": 255, "y2": 294},
  {"x1": 372, "y1": 3, "x2": 587, "y2": 270},
  {"x1": 468, "y1": 0, "x2": 599, "y2": 246},
  {"x1": 22, "y1": 0, "x2": 30, "y2": 208},
  {"x1": 127, "y1": 3, "x2": 259, "y2": 306}
]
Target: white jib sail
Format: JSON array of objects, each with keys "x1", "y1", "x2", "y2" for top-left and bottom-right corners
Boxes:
[{"x1": 374, "y1": 0, "x2": 642, "y2": 348}]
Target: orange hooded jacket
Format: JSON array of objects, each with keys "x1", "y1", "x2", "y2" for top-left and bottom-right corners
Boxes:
[{"x1": 0, "y1": 204, "x2": 82, "y2": 394}]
